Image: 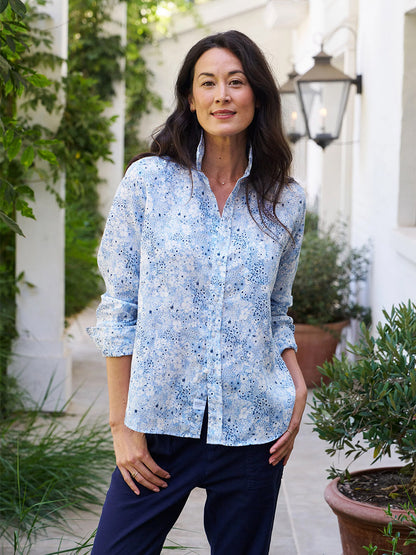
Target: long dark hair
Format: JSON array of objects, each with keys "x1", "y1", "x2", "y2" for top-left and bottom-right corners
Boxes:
[{"x1": 129, "y1": 30, "x2": 293, "y2": 228}]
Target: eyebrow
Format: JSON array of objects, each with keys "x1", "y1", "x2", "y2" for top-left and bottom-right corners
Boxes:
[{"x1": 196, "y1": 70, "x2": 245, "y2": 79}]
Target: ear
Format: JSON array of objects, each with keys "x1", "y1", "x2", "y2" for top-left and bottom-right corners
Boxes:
[{"x1": 188, "y1": 94, "x2": 196, "y2": 112}]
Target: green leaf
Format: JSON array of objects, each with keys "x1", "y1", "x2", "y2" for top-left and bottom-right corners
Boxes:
[
  {"x1": 15, "y1": 199, "x2": 35, "y2": 219},
  {"x1": 7, "y1": 137, "x2": 22, "y2": 160},
  {"x1": 17, "y1": 184, "x2": 35, "y2": 199},
  {"x1": 0, "y1": 0, "x2": 8, "y2": 13},
  {"x1": 0, "y1": 210, "x2": 25, "y2": 236},
  {"x1": 4, "y1": 33, "x2": 16, "y2": 52},
  {"x1": 9, "y1": 0, "x2": 26, "y2": 17},
  {"x1": 38, "y1": 149, "x2": 57, "y2": 164},
  {"x1": 21, "y1": 145, "x2": 35, "y2": 167},
  {"x1": 0, "y1": 55, "x2": 11, "y2": 76},
  {"x1": 0, "y1": 177, "x2": 15, "y2": 205},
  {"x1": 5, "y1": 78, "x2": 13, "y2": 96},
  {"x1": 4, "y1": 128, "x2": 14, "y2": 147},
  {"x1": 27, "y1": 73, "x2": 51, "y2": 88}
]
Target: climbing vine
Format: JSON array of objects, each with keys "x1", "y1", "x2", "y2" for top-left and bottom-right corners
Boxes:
[
  {"x1": 124, "y1": 0, "x2": 194, "y2": 162},
  {"x1": 0, "y1": 0, "x2": 194, "y2": 398},
  {"x1": 64, "y1": 0, "x2": 194, "y2": 315},
  {"x1": 0, "y1": 0, "x2": 62, "y2": 407},
  {"x1": 60, "y1": 0, "x2": 121, "y2": 316}
]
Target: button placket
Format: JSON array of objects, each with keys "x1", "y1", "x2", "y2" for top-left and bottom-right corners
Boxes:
[{"x1": 206, "y1": 195, "x2": 236, "y2": 444}]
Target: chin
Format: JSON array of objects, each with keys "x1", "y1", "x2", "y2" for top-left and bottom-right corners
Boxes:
[{"x1": 205, "y1": 127, "x2": 249, "y2": 140}]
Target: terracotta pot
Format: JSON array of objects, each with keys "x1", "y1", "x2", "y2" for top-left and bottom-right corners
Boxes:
[
  {"x1": 294, "y1": 321, "x2": 349, "y2": 388},
  {"x1": 325, "y1": 467, "x2": 414, "y2": 554}
]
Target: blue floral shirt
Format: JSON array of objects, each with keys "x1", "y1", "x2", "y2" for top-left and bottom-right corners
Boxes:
[{"x1": 88, "y1": 138, "x2": 306, "y2": 446}]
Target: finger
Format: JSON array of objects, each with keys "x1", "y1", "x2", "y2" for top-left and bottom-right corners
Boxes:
[
  {"x1": 129, "y1": 463, "x2": 168, "y2": 492},
  {"x1": 130, "y1": 468, "x2": 139, "y2": 481},
  {"x1": 122, "y1": 463, "x2": 166, "y2": 494},
  {"x1": 134, "y1": 474, "x2": 161, "y2": 492},
  {"x1": 271, "y1": 427, "x2": 298, "y2": 450},
  {"x1": 269, "y1": 432, "x2": 290, "y2": 454},
  {"x1": 119, "y1": 466, "x2": 140, "y2": 495},
  {"x1": 141, "y1": 452, "x2": 171, "y2": 480},
  {"x1": 283, "y1": 450, "x2": 292, "y2": 465},
  {"x1": 269, "y1": 433, "x2": 294, "y2": 465},
  {"x1": 269, "y1": 446, "x2": 292, "y2": 466}
]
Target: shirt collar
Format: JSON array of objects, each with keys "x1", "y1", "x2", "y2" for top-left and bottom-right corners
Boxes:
[{"x1": 195, "y1": 133, "x2": 253, "y2": 179}]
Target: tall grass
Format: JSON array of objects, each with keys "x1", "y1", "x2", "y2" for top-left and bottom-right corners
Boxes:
[{"x1": 0, "y1": 374, "x2": 114, "y2": 554}]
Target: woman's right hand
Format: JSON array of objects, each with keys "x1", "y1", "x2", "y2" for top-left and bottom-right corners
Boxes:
[{"x1": 111, "y1": 423, "x2": 171, "y2": 495}]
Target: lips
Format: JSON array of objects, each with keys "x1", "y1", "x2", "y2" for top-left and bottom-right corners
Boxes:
[{"x1": 212, "y1": 110, "x2": 236, "y2": 118}]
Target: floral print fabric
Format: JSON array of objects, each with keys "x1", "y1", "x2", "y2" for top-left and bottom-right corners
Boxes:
[{"x1": 88, "y1": 139, "x2": 306, "y2": 446}]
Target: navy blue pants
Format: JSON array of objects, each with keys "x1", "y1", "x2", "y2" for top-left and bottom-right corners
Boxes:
[{"x1": 92, "y1": 416, "x2": 284, "y2": 555}]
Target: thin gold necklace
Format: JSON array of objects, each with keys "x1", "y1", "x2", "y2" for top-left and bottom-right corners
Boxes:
[{"x1": 211, "y1": 176, "x2": 239, "y2": 186}]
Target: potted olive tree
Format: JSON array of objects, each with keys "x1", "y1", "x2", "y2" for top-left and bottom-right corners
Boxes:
[
  {"x1": 310, "y1": 300, "x2": 416, "y2": 554},
  {"x1": 289, "y1": 215, "x2": 370, "y2": 387}
]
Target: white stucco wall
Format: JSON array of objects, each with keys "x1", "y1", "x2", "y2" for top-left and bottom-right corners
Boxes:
[
  {"x1": 351, "y1": 0, "x2": 416, "y2": 324},
  {"x1": 290, "y1": 0, "x2": 359, "y2": 225},
  {"x1": 11, "y1": 0, "x2": 71, "y2": 410},
  {"x1": 292, "y1": 0, "x2": 416, "y2": 323},
  {"x1": 97, "y1": 2, "x2": 127, "y2": 215}
]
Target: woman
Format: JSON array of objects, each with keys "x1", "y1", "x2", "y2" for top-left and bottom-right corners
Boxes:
[{"x1": 88, "y1": 30, "x2": 307, "y2": 555}]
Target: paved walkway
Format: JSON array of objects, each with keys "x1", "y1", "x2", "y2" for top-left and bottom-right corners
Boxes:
[{"x1": 15, "y1": 306, "x2": 401, "y2": 554}]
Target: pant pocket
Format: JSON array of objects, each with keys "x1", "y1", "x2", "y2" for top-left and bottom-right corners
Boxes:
[{"x1": 245, "y1": 442, "x2": 284, "y2": 491}]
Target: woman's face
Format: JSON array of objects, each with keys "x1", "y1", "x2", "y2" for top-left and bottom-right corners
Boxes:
[{"x1": 188, "y1": 47, "x2": 256, "y2": 141}]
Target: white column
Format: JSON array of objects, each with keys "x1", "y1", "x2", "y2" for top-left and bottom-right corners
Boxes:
[
  {"x1": 98, "y1": 1, "x2": 127, "y2": 216},
  {"x1": 10, "y1": 0, "x2": 70, "y2": 411}
]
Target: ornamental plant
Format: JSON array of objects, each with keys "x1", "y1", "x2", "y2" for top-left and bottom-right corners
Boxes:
[
  {"x1": 310, "y1": 300, "x2": 416, "y2": 494},
  {"x1": 0, "y1": 0, "x2": 63, "y2": 409},
  {"x1": 288, "y1": 217, "x2": 370, "y2": 325},
  {"x1": 0, "y1": 373, "x2": 115, "y2": 553}
]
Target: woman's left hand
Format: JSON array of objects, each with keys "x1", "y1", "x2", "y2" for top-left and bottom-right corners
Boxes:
[
  {"x1": 269, "y1": 423, "x2": 300, "y2": 466},
  {"x1": 269, "y1": 348, "x2": 307, "y2": 466}
]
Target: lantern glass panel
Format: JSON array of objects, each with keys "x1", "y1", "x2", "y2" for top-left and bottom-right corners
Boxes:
[
  {"x1": 281, "y1": 91, "x2": 305, "y2": 141},
  {"x1": 297, "y1": 80, "x2": 351, "y2": 145}
]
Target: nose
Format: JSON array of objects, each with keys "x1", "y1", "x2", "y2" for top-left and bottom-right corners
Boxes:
[
  {"x1": 215, "y1": 94, "x2": 230, "y2": 104},
  {"x1": 215, "y1": 85, "x2": 230, "y2": 103}
]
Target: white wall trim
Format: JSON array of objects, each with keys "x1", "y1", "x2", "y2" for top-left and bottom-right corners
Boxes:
[{"x1": 391, "y1": 227, "x2": 416, "y2": 265}]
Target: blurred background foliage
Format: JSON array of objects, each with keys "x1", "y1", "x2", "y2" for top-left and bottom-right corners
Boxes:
[{"x1": 0, "y1": 0, "x2": 194, "y2": 395}]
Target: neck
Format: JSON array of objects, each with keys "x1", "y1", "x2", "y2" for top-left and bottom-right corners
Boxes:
[{"x1": 201, "y1": 133, "x2": 248, "y2": 184}]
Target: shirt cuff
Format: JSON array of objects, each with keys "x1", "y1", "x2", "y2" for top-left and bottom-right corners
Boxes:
[
  {"x1": 274, "y1": 321, "x2": 297, "y2": 354},
  {"x1": 86, "y1": 325, "x2": 136, "y2": 357}
]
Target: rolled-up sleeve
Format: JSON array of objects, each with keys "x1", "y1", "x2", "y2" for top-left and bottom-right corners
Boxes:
[
  {"x1": 87, "y1": 162, "x2": 146, "y2": 356},
  {"x1": 271, "y1": 188, "x2": 306, "y2": 354}
]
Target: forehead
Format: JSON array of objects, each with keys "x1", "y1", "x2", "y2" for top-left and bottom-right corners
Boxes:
[{"x1": 193, "y1": 47, "x2": 244, "y2": 76}]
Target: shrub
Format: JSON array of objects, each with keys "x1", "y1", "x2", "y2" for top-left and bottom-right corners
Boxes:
[
  {"x1": 289, "y1": 220, "x2": 370, "y2": 325},
  {"x1": 310, "y1": 300, "x2": 416, "y2": 493}
]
